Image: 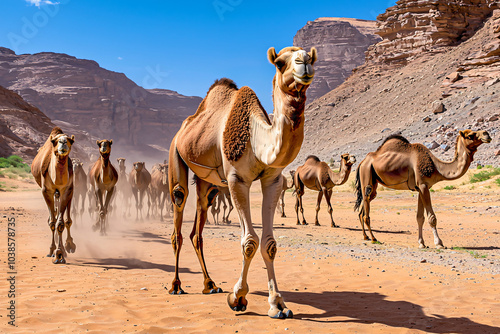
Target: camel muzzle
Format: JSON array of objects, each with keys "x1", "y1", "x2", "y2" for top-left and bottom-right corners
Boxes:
[{"x1": 481, "y1": 134, "x2": 492, "y2": 143}]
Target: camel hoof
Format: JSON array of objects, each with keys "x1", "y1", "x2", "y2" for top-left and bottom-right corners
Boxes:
[
  {"x1": 227, "y1": 293, "x2": 247, "y2": 312},
  {"x1": 332, "y1": 223, "x2": 339, "y2": 228},
  {"x1": 302, "y1": 221, "x2": 308, "y2": 225},
  {"x1": 53, "y1": 250, "x2": 66, "y2": 264},
  {"x1": 364, "y1": 236, "x2": 370, "y2": 241},
  {"x1": 418, "y1": 244, "x2": 427, "y2": 249},
  {"x1": 208, "y1": 287, "x2": 223, "y2": 294},
  {"x1": 436, "y1": 244, "x2": 446, "y2": 250},
  {"x1": 281, "y1": 214, "x2": 286, "y2": 218},
  {"x1": 65, "y1": 241, "x2": 76, "y2": 253},
  {"x1": 315, "y1": 222, "x2": 321, "y2": 226},
  {"x1": 296, "y1": 221, "x2": 301, "y2": 225}
]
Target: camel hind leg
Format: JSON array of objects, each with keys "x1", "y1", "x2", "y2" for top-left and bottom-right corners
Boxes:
[
  {"x1": 314, "y1": 190, "x2": 323, "y2": 226},
  {"x1": 358, "y1": 162, "x2": 378, "y2": 242},
  {"x1": 324, "y1": 189, "x2": 337, "y2": 228},
  {"x1": 168, "y1": 146, "x2": 189, "y2": 294},
  {"x1": 64, "y1": 191, "x2": 76, "y2": 253},
  {"x1": 190, "y1": 178, "x2": 222, "y2": 294}
]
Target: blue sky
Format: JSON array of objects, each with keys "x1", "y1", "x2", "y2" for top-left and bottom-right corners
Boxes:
[{"x1": 0, "y1": 0, "x2": 395, "y2": 112}]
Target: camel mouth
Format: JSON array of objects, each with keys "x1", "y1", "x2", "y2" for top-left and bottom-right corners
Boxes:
[
  {"x1": 481, "y1": 137, "x2": 491, "y2": 143},
  {"x1": 293, "y1": 73, "x2": 314, "y2": 85}
]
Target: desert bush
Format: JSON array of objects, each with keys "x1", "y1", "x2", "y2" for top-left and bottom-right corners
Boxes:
[
  {"x1": 0, "y1": 155, "x2": 32, "y2": 178},
  {"x1": 469, "y1": 168, "x2": 500, "y2": 183},
  {"x1": 443, "y1": 185, "x2": 456, "y2": 190},
  {"x1": 496, "y1": 178, "x2": 500, "y2": 187}
]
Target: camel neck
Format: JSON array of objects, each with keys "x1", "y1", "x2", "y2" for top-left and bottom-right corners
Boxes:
[
  {"x1": 249, "y1": 81, "x2": 305, "y2": 167},
  {"x1": 330, "y1": 162, "x2": 351, "y2": 186},
  {"x1": 100, "y1": 153, "x2": 110, "y2": 167},
  {"x1": 50, "y1": 153, "x2": 70, "y2": 186},
  {"x1": 432, "y1": 139, "x2": 474, "y2": 181}
]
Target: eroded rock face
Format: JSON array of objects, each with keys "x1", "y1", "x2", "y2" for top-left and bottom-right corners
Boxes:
[
  {"x1": 0, "y1": 48, "x2": 202, "y2": 152},
  {"x1": 293, "y1": 18, "x2": 381, "y2": 102},
  {"x1": 366, "y1": 0, "x2": 500, "y2": 65}
]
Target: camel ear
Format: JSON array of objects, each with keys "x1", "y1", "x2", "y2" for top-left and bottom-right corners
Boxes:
[
  {"x1": 267, "y1": 47, "x2": 277, "y2": 65},
  {"x1": 109, "y1": 140, "x2": 113, "y2": 145},
  {"x1": 50, "y1": 135, "x2": 57, "y2": 146},
  {"x1": 68, "y1": 135, "x2": 75, "y2": 145},
  {"x1": 96, "y1": 140, "x2": 101, "y2": 147},
  {"x1": 309, "y1": 47, "x2": 318, "y2": 65}
]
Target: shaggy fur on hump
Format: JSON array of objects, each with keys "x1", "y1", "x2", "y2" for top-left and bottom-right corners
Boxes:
[
  {"x1": 223, "y1": 86, "x2": 260, "y2": 162},
  {"x1": 208, "y1": 78, "x2": 238, "y2": 93},
  {"x1": 305, "y1": 155, "x2": 320, "y2": 162},
  {"x1": 377, "y1": 134, "x2": 410, "y2": 150}
]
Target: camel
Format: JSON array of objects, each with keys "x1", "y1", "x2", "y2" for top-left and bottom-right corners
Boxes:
[
  {"x1": 31, "y1": 127, "x2": 76, "y2": 264},
  {"x1": 89, "y1": 140, "x2": 118, "y2": 234},
  {"x1": 168, "y1": 46, "x2": 316, "y2": 319},
  {"x1": 115, "y1": 158, "x2": 133, "y2": 218},
  {"x1": 276, "y1": 172, "x2": 293, "y2": 217},
  {"x1": 354, "y1": 130, "x2": 491, "y2": 248},
  {"x1": 293, "y1": 154, "x2": 356, "y2": 227},
  {"x1": 130, "y1": 161, "x2": 151, "y2": 220},
  {"x1": 210, "y1": 186, "x2": 233, "y2": 224},
  {"x1": 150, "y1": 163, "x2": 171, "y2": 221},
  {"x1": 72, "y1": 159, "x2": 87, "y2": 221}
]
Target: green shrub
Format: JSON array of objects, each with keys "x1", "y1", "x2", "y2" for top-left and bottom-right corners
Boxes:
[
  {"x1": 470, "y1": 168, "x2": 500, "y2": 183},
  {"x1": 444, "y1": 185, "x2": 456, "y2": 190},
  {"x1": 496, "y1": 178, "x2": 500, "y2": 187},
  {"x1": 477, "y1": 165, "x2": 483, "y2": 169}
]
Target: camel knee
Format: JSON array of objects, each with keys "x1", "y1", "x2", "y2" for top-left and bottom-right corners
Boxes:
[
  {"x1": 191, "y1": 233, "x2": 203, "y2": 252},
  {"x1": 56, "y1": 221, "x2": 65, "y2": 234},
  {"x1": 364, "y1": 185, "x2": 373, "y2": 198},
  {"x1": 261, "y1": 239, "x2": 277, "y2": 262},
  {"x1": 428, "y1": 215, "x2": 437, "y2": 228},
  {"x1": 49, "y1": 221, "x2": 56, "y2": 232},
  {"x1": 242, "y1": 236, "x2": 259, "y2": 260},
  {"x1": 172, "y1": 185, "x2": 187, "y2": 207},
  {"x1": 171, "y1": 233, "x2": 183, "y2": 252}
]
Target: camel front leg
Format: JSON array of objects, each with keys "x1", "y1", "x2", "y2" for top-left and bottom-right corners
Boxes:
[
  {"x1": 101, "y1": 187, "x2": 115, "y2": 234},
  {"x1": 324, "y1": 189, "x2": 337, "y2": 228},
  {"x1": 260, "y1": 172, "x2": 293, "y2": 319},
  {"x1": 132, "y1": 189, "x2": 139, "y2": 220},
  {"x1": 190, "y1": 179, "x2": 222, "y2": 294},
  {"x1": 93, "y1": 188, "x2": 104, "y2": 232},
  {"x1": 168, "y1": 147, "x2": 189, "y2": 294},
  {"x1": 280, "y1": 190, "x2": 286, "y2": 217},
  {"x1": 64, "y1": 190, "x2": 76, "y2": 253},
  {"x1": 54, "y1": 189, "x2": 72, "y2": 264},
  {"x1": 314, "y1": 190, "x2": 323, "y2": 226},
  {"x1": 227, "y1": 176, "x2": 258, "y2": 313},
  {"x1": 226, "y1": 195, "x2": 233, "y2": 224},
  {"x1": 419, "y1": 184, "x2": 444, "y2": 249},
  {"x1": 416, "y1": 193, "x2": 426, "y2": 248},
  {"x1": 41, "y1": 185, "x2": 57, "y2": 257}
]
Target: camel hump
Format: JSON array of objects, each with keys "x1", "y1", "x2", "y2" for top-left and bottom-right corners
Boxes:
[
  {"x1": 305, "y1": 155, "x2": 320, "y2": 163},
  {"x1": 208, "y1": 78, "x2": 238, "y2": 94},
  {"x1": 50, "y1": 126, "x2": 64, "y2": 137},
  {"x1": 377, "y1": 134, "x2": 410, "y2": 150}
]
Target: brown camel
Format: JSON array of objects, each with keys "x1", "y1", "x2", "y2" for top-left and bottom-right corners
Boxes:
[
  {"x1": 150, "y1": 163, "x2": 171, "y2": 221},
  {"x1": 276, "y1": 172, "x2": 293, "y2": 217},
  {"x1": 130, "y1": 161, "x2": 151, "y2": 220},
  {"x1": 89, "y1": 140, "x2": 118, "y2": 234},
  {"x1": 72, "y1": 159, "x2": 87, "y2": 221},
  {"x1": 115, "y1": 158, "x2": 133, "y2": 218},
  {"x1": 31, "y1": 127, "x2": 75, "y2": 264},
  {"x1": 293, "y1": 154, "x2": 356, "y2": 227},
  {"x1": 210, "y1": 186, "x2": 233, "y2": 224},
  {"x1": 354, "y1": 130, "x2": 491, "y2": 248},
  {"x1": 168, "y1": 46, "x2": 316, "y2": 319}
]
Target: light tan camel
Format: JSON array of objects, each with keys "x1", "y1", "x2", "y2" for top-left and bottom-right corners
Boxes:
[
  {"x1": 150, "y1": 163, "x2": 171, "y2": 221},
  {"x1": 31, "y1": 127, "x2": 75, "y2": 264},
  {"x1": 276, "y1": 172, "x2": 293, "y2": 217},
  {"x1": 293, "y1": 154, "x2": 356, "y2": 227},
  {"x1": 130, "y1": 161, "x2": 151, "y2": 220},
  {"x1": 72, "y1": 159, "x2": 87, "y2": 221},
  {"x1": 354, "y1": 130, "x2": 491, "y2": 248},
  {"x1": 210, "y1": 186, "x2": 233, "y2": 224},
  {"x1": 115, "y1": 158, "x2": 133, "y2": 218},
  {"x1": 168, "y1": 46, "x2": 316, "y2": 319},
  {"x1": 89, "y1": 140, "x2": 118, "y2": 234}
]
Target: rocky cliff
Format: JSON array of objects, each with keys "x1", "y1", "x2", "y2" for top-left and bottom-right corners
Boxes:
[
  {"x1": 293, "y1": 18, "x2": 381, "y2": 102},
  {"x1": 294, "y1": 8, "x2": 500, "y2": 170},
  {"x1": 0, "y1": 47, "x2": 202, "y2": 161},
  {"x1": 366, "y1": 0, "x2": 499, "y2": 65}
]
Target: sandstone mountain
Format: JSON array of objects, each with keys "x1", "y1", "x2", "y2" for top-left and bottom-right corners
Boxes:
[
  {"x1": 0, "y1": 47, "x2": 202, "y2": 162},
  {"x1": 293, "y1": 18, "x2": 381, "y2": 102},
  {"x1": 0, "y1": 85, "x2": 95, "y2": 161},
  {"x1": 294, "y1": 4, "x2": 500, "y2": 170}
]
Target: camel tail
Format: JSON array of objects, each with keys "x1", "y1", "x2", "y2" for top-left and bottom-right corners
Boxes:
[{"x1": 354, "y1": 166, "x2": 362, "y2": 212}]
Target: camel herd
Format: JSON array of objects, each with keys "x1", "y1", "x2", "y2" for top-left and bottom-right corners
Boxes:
[{"x1": 30, "y1": 46, "x2": 492, "y2": 319}]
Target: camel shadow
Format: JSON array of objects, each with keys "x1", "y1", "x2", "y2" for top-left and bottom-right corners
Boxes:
[
  {"x1": 123, "y1": 230, "x2": 171, "y2": 245},
  {"x1": 343, "y1": 227, "x2": 412, "y2": 235},
  {"x1": 70, "y1": 257, "x2": 198, "y2": 274},
  {"x1": 253, "y1": 290, "x2": 499, "y2": 333},
  {"x1": 462, "y1": 246, "x2": 500, "y2": 251}
]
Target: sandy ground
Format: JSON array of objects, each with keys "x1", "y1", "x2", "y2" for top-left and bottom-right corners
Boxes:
[{"x1": 1, "y1": 173, "x2": 499, "y2": 333}]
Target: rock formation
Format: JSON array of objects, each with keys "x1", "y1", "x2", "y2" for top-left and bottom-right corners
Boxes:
[
  {"x1": 293, "y1": 18, "x2": 381, "y2": 102},
  {"x1": 0, "y1": 48, "x2": 202, "y2": 158},
  {"x1": 366, "y1": 0, "x2": 499, "y2": 65}
]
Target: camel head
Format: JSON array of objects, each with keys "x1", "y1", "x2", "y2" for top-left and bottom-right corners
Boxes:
[
  {"x1": 133, "y1": 161, "x2": 145, "y2": 172},
  {"x1": 51, "y1": 133, "x2": 75, "y2": 157},
  {"x1": 117, "y1": 158, "x2": 126, "y2": 173},
  {"x1": 72, "y1": 160, "x2": 84, "y2": 172},
  {"x1": 459, "y1": 130, "x2": 491, "y2": 152},
  {"x1": 268, "y1": 46, "x2": 317, "y2": 96},
  {"x1": 97, "y1": 139, "x2": 113, "y2": 155},
  {"x1": 340, "y1": 153, "x2": 357, "y2": 167}
]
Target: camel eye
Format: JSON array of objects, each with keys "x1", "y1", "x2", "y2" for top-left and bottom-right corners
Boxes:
[{"x1": 275, "y1": 60, "x2": 285, "y2": 70}]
